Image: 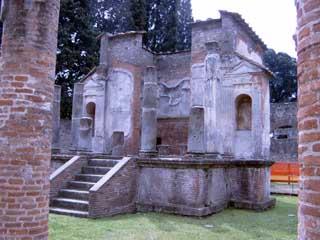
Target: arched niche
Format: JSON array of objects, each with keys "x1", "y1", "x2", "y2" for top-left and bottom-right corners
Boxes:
[
  {"x1": 86, "y1": 102, "x2": 96, "y2": 136},
  {"x1": 236, "y1": 94, "x2": 252, "y2": 130}
]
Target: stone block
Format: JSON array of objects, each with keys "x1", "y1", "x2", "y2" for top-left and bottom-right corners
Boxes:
[
  {"x1": 188, "y1": 106, "x2": 205, "y2": 154},
  {"x1": 112, "y1": 131, "x2": 125, "y2": 156}
]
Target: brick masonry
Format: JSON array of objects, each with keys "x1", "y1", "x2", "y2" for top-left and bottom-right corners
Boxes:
[
  {"x1": 50, "y1": 156, "x2": 86, "y2": 201},
  {"x1": 0, "y1": 1, "x2": 60, "y2": 239},
  {"x1": 296, "y1": 0, "x2": 320, "y2": 239},
  {"x1": 89, "y1": 159, "x2": 138, "y2": 218},
  {"x1": 157, "y1": 118, "x2": 189, "y2": 155}
]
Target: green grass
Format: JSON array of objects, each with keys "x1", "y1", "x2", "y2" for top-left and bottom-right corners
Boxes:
[{"x1": 49, "y1": 196, "x2": 297, "y2": 240}]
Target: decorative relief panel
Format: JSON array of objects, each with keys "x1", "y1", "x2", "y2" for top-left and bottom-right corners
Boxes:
[{"x1": 159, "y1": 79, "x2": 191, "y2": 117}]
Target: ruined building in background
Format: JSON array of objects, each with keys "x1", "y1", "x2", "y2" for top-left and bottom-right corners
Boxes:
[
  {"x1": 270, "y1": 102, "x2": 298, "y2": 163},
  {"x1": 50, "y1": 11, "x2": 276, "y2": 218}
]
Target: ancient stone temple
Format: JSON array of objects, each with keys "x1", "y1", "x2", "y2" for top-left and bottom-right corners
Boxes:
[
  {"x1": 50, "y1": 11, "x2": 275, "y2": 218},
  {"x1": 69, "y1": 11, "x2": 272, "y2": 159}
]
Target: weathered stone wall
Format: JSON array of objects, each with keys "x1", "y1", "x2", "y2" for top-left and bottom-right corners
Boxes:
[
  {"x1": 296, "y1": 0, "x2": 320, "y2": 239},
  {"x1": 52, "y1": 85, "x2": 61, "y2": 149},
  {"x1": 59, "y1": 119, "x2": 72, "y2": 152},
  {"x1": 153, "y1": 51, "x2": 191, "y2": 156},
  {"x1": 106, "y1": 33, "x2": 154, "y2": 155},
  {"x1": 157, "y1": 52, "x2": 191, "y2": 118},
  {"x1": 270, "y1": 102, "x2": 298, "y2": 162},
  {"x1": 157, "y1": 118, "x2": 189, "y2": 155},
  {"x1": 136, "y1": 158, "x2": 275, "y2": 216},
  {"x1": 189, "y1": 13, "x2": 271, "y2": 158},
  {"x1": 0, "y1": 1, "x2": 60, "y2": 239}
]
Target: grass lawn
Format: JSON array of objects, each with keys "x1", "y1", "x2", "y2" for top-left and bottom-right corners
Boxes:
[{"x1": 49, "y1": 195, "x2": 297, "y2": 240}]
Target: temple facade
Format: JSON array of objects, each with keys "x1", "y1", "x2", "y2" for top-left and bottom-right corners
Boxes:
[
  {"x1": 49, "y1": 11, "x2": 276, "y2": 218},
  {"x1": 68, "y1": 11, "x2": 272, "y2": 160}
]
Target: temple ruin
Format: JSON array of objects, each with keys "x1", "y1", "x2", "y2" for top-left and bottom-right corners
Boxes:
[
  {"x1": 50, "y1": 11, "x2": 276, "y2": 218},
  {"x1": 1, "y1": 0, "x2": 320, "y2": 239}
]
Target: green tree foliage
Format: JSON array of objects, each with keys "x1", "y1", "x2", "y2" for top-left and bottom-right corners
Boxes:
[
  {"x1": 176, "y1": 0, "x2": 193, "y2": 51},
  {"x1": 56, "y1": 0, "x2": 99, "y2": 119},
  {"x1": 145, "y1": 0, "x2": 192, "y2": 52},
  {"x1": 263, "y1": 49, "x2": 297, "y2": 103},
  {"x1": 145, "y1": 0, "x2": 172, "y2": 52},
  {"x1": 91, "y1": 0, "x2": 136, "y2": 33},
  {"x1": 92, "y1": 0, "x2": 192, "y2": 52},
  {"x1": 131, "y1": 0, "x2": 147, "y2": 30}
]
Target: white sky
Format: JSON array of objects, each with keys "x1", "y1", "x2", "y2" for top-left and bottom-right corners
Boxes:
[{"x1": 192, "y1": 0, "x2": 297, "y2": 58}]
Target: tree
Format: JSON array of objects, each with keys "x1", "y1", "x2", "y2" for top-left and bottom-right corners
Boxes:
[
  {"x1": 91, "y1": 0, "x2": 136, "y2": 33},
  {"x1": 145, "y1": 0, "x2": 192, "y2": 52},
  {"x1": 91, "y1": 0, "x2": 192, "y2": 52},
  {"x1": 130, "y1": 0, "x2": 147, "y2": 31},
  {"x1": 263, "y1": 49, "x2": 297, "y2": 103},
  {"x1": 56, "y1": 0, "x2": 99, "y2": 119},
  {"x1": 176, "y1": 0, "x2": 193, "y2": 51},
  {"x1": 145, "y1": 0, "x2": 178, "y2": 52}
]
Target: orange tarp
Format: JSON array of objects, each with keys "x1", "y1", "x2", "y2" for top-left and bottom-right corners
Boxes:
[{"x1": 271, "y1": 162, "x2": 300, "y2": 183}]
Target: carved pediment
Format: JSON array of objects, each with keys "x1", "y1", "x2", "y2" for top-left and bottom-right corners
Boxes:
[
  {"x1": 85, "y1": 78, "x2": 104, "y2": 89},
  {"x1": 225, "y1": 61, "x2": 262, "y2": 76}
]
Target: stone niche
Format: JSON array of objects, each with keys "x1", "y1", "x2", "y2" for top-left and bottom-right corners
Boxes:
[{"x1": 236, "y1": 94, "x2": 252, "y2": 130}]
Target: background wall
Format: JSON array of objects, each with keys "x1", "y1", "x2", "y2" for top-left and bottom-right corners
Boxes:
[{"x1": 270, "y1": 102, "x2": 298, "y2": 162}]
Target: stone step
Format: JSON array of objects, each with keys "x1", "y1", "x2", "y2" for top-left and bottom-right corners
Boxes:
[
  {"x1": 59, "y1": 189, "x2": 89, "y2": 201},
  {"x1": 89, "y1": 155, "x2": 122, "y2": 160},
  {"x1": 50, "y1": 207, "x2": 88, "y2": 218},
  {"x1": 88, "y1": 159, "x2": 120, "y2": 168},
  {"x1": 52, "y1": 198, "x2": 88, "y2": 212},
  {"x1": 68, "y1": 181, "x2": 95, "y2": 191},
  {"x1": 82, "y1": 166, "x2": 112, "y2": 175},
  {"x1": 75, "y1": 174, "x2": 104, "y2": 182}
]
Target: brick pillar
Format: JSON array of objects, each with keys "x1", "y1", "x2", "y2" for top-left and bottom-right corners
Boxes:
[
  {"x1": 296, "y1": 1, "x2": 320, "y2": 239},
  {"x1": 0, "y1": 1, "x2": 60, "y2": 239}
]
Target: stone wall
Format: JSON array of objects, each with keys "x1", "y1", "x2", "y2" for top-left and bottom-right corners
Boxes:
[
  {"x1": 189, "y1": 14, "x2": 271, "y2": 158},
  {"x1": 157, "y1": 52, "x2": 191, "y2": 118},
  {"x1": 0, "y1": 1, "x2": 60, "y2": 239},
  {"x1": 270, "y1": 102, "x2": 298, "y2": 162},
  {"x1": 296, "y1": 0, "x2": 320, "y2": 239},
  {"x1": 157, "y1": 118, "x2": 189, "y2": 155},
  {"x1": 136, "y1": 158, "x2": 275, "y2": 216},
  {"x1": 59, "y1": 119, "x2": 72, "y2": 152},
  {"x1": 107, "y1": 34, "x2": 153, "y2": 155}
]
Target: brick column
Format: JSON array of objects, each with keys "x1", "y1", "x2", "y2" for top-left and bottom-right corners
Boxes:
[
  {"x1": 296, "y1": 1, "x2": 320, "y2": 239},
  {"x1": 0, "y1": 1, "x2": 60, "y2": 240}
]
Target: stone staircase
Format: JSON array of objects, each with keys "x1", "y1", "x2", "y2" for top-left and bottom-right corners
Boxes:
[{"x1": 50, "y1": 156, "x2": 122, "y2": 217}]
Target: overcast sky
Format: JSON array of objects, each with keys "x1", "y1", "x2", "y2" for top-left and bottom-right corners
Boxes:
[{"x1": 191, "y1": 0, "x2": 297, "y2": 58}]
